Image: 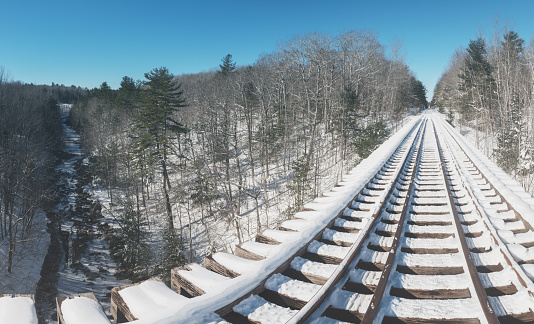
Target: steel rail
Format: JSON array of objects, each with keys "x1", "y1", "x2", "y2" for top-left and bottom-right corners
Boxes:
[
  {"x1": 287, "y1": 119, "x2": 427, "y2": 324},
  {"x1": 358, "y1": 119, "x2": 425, "y2": 324},
  {"x1": 433, "y1": 121, "x2": 500, "y2": 324},
  {"x1": 435, "y1": 117, "x2": 534, "y2": 294}
]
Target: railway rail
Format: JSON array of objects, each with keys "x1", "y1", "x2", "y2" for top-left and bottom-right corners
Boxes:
[{"x1": 5, "y1": 111, "x2": 534, "y2": 323}]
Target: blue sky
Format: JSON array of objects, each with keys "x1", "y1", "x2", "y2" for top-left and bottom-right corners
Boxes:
[{"x1": 1, "y1": 0, "x2": 534, "y2": 100}]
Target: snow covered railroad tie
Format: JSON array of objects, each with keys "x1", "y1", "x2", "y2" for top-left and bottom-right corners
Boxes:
[
  {"x1": 46, "y1": 111, "x2": 534, "y2": 323},
  {"x1": 56, "y1": 293, "x2": 110, "y2": 324},
  {"x1": 0, "y1": 294, "x2": 37, "y2": 324}
]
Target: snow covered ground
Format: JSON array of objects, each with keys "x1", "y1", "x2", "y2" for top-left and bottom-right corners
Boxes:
[{"x1": 0, "y1": 211, "x2": 49, "y2": 294}]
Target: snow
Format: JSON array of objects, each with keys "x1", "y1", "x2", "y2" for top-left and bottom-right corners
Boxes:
[
  {"x1": 233, "y1": 295, "x2": 297, "y2": 324},
  {"x1": 506, "y1": 244, "x2": 534, "y2": 263},
  {"x1": 406, "y1": 213, "x2": 451, "y2": 224},
  {"x1": 116, "y1": 116, "x2": 422, "y2": 323},
  {"x1": 177, "y1": 263, "x2": 231, "y2": 294},
  {"x1": 322, "y1": 228, "x2": 360, "y2": 244},
  {"x1": 489, "y1": 288, "x2": 534, "y2": 316},
  {"x1": 478, "y1": 266, "x2": 519, "y2": 288},
  {"x1": 465, "y1": 234, "x2": 493, "y2": 251},
  {"x1": 397, "y1": 252, "x2": 463, "y2": 268},
  {"x1": 328, "y1": 289, "x2": 372, "y2": 314},
  {"x1": 280, "y1": 219, "x2": 314, "y2": 231},
  {"x1": 405, "y1": 224, "x2": 455, "y2": 234},
  {"x1": 379, "y1": 296, "x2": 482, "y2": 320},
  {"x1": 401, "y1": 237, "x2": 457, "y2": 250},
  {"x1": 307, "y1": 241, "x2": 350, "y2": 259},
  {"x1": 374, "y1": 222, "x2": 398, "y2": 234},
  {"x1": 264, "y1": 273, "x2": 320, "y2": 301},
  {"x1": 0, "y1": 296, "x2": 37, "y2": 324},
  {"x1": 521, "y1": 264, "x2": 534, "y2": 281},
  {"x1": 367, "y1": 234, "x2": 394, "y2": 247},
  {"x1": 350, "y1": 201, "x2": 378, "y2": 211},
  {"x1": 118, "y1": 280, "x2": 187, "y2": 319},
  {"x1": 292, "y1": 211, "x2": 323, "y2": 220},
  {"x1": 359, "y1": 250, "x2": 389, "y2": 265},
  {"x1": 498, "y1": 230, "x2": 534, "y2": 245},
  {"x1": 240, "y1": 241, "x2": 274, "y2": 258},
  {"x1": 0, "y1": 211, "x2": 49, "y2": 294},
  {"x1": 261, "y1": 229, "x2": 300, "y2": 243},
  {"x1": 334, "y1": 218, "x2": 368, "y2": 230},
  {"x1": 389, "y1": 272, "x2": 469, "y2": 290},
  {"x1": 348, "y1": 268, "x2": 381, "y2": 286},
  {"x1": 211, "y1": 253, "x2": 258, "y2": 274},
  {"x1": 290, "y1": 257, "x2": 337, "y2": 278},
  {"x1": 61, "y1": 296, "x2": 110, "y2": 324},
  {"x1": 343, "y1": 208, "x2": 374, "y2": 219},
  {"x1": 409, "y1": 205, "x2": 450, "y2": 214}
]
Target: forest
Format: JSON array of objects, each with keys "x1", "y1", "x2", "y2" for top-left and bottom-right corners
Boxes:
[
  {"x1": 1, "y1": 30, "x2": 428, "y2": 284},
  {"x1": 0, "y1": 66, "x2": 86, "y2": 275},
  {"x1": 433, "y1": 21, "x2": 534, "y2": 193}
]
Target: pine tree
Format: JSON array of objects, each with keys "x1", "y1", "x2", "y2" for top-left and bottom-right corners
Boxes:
[
  {"x1": 458, "y1": 38, "x2": 495, "y2": 123},
  {"x1": 133, "y1": 67, "x2": 187, "y2": 230},
  {"x1": 117, "y1": 76, "x2": 139, "y2": 111},
  {"x1": 411, "y1": 78, "x2": 428, "y2": 108},
  {"x1": 111, "y1": 199, "x2": 151, "y2": 280},
  {"x1": 218, "y1": 54, "x2": 236, "y2": 77},
  {"x1": 355, "y1": 120, "x2": 390, "y2": 159},
  {"x1": 160, "y1": 228, "x2": 186, "y2": 284},
  {"x1": 502, "y1": 31, "x2": 524, "y2": 57}
]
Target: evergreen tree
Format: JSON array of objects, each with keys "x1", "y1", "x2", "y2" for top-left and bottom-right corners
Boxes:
[
  {"x1": 495, "y1": 100, "x2": 523, "y2": 175},
  {"x1": 133, "y1": 67, "x2": 187, "y2": 230},
  {"x1": 117, "y1": 76, "x2": 139, "y2": 111},
  {"x1": 111, "y1": 199, "x2": 151, "y2": 280},
  {"x1": 355, "y1": 120, "x2": 390, "y2": 159},
  {"x1": 458, "y1": 38, "x2": 495, "y2": 123},
  {"x1": 287, "y1": 156, "x2": 311, "y2": 216},
  {"x1": 160, "y1": 228, "x2": 186, "y2": 285},
  {"x1": 411, "y1": 78, "x2": 428, "y2": 108},
  {"x1": 218, "y1": 54, "x2": 236, "y2": 77},
  {"x1": 502, "y1": 31, "x2": 524, "y2": 57}
]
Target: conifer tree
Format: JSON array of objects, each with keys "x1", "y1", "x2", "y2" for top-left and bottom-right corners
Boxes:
[
  {"x1": 133, "y1": 67, "x2": 187, "y2": 230},
  {"x1": 458, "y1": 38, "x2": 495, "y2": 123},
  {"x1": 218, "y1": 54, "x2": 236, "y2": 77}
]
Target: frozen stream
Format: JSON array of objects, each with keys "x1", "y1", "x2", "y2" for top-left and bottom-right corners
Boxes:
[{"x1": 40, "y1": 104, "x2": 129, "y2": 323}]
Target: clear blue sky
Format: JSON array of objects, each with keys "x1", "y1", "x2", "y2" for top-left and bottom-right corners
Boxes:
[{"x1": 2, "y1": 0, "x2": 534, "y2": 100}]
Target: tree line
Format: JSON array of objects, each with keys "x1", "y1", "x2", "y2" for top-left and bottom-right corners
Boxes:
[
  {"x1": 433, "y1": 20, "x2": 534, "y2": 192},
  {"x1": 70, "y1": 30, "x2": 427, "y2": 281}
]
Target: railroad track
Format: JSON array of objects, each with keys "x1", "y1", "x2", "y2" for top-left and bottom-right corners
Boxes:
[{"x1": 7, "y1": 112, "x2": 534, "y2": 324}]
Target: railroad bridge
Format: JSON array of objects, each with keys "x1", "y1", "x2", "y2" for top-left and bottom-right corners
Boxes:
[{"x1": 4, "y1": 111, "x2": 534, "y2": 323}]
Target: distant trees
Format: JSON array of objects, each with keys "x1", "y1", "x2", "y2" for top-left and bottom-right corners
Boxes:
[{"x1": 433, "y1": 22, "x2": 534, "y2": 192}]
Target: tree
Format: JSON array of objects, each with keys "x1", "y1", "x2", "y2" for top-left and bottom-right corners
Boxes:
[
  {"x1": 458, "y1": 38, "x2": 495, "y2": 124},
  {"x1": 411, "y1": 78, "x2": 428, "y2": 109},
  {"x1": 355, "y1": 120, "x2": 390, "y2": 159},
  {"x1": 502, "y1": 31, "x2": 524, "y2": 58},
  {"x1": 117, "y1": 76, "x2": 140, "y2": 111},
  {"x1": 160, "y1": 228, "x2": 186, "y2": 285},
  {"x1": 133, "y1": 67, "x2": 187, "y2": 230},
  {"x1": 218, "y1": 54, "x2": 236, "y2": 77},
  {"x1": 111, "y1": 199, "x2": 151, "y2": 280}
]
